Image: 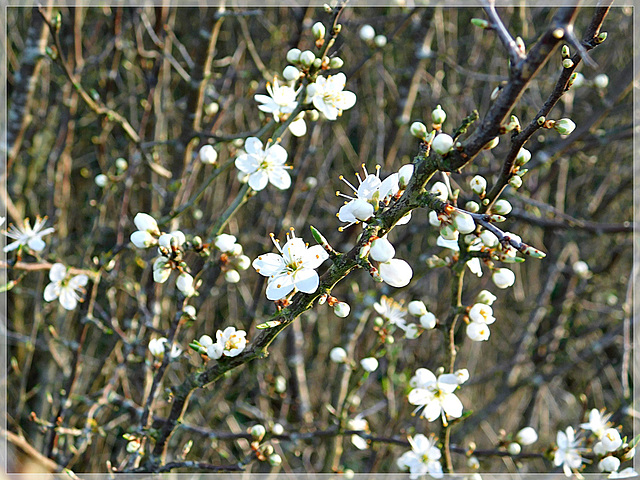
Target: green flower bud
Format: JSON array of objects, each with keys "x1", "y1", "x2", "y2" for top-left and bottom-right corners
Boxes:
[
  {"x1": 374, "y1": 35, "x2": 387, "y2": 48},
  {"x1": 554, "y1": 118, "x2": 576, "y2": 135},
  {"x1": 597, "y1": 32, "x2": 608, "y2": 43},
  {"x1": 286, "y1": 48, "x2": 301, "y2": 64},
  {"x1": 515, "y1": 148, "x2": 531, "y2": 166},
  {"x1": 251, "y1": 424, "x2": 266, "y2": 441},
  {"x1": 329, "y1": 56, "x2": 344, "y2": 69},
  {"x1": 299, "y1": 50, "x2": 316, "y2": 67},
  {"x1": 312, "y1": 22, "x2": 326, "y2": 40},
  {"x1": 562, "y1": 58, "x2": 574, "y2": 69},
  {"x1": 410, "y1": 121, "x2": 427, "y2": 139},
  {"x1": 431, "y1": 104, "x2": 447, "y2": 124},
  {"x1": 561, "y1": 45, "x2": 570, "y2": 58},
  {"x1": 509, "y1": 175, "x2": 522, "y2": 189},
  {"x1": 465, "y1": 201, "x2": 480, "y2": 213},
  {"x1": 483, "y1": 137, "x2": 499, "y2": 150},
  {"x1": 537, "y1": 116, "x2": 546, "y2": 126},
  {"x1": 471, "y1": 18, "x2": 489, "y2": 29}
]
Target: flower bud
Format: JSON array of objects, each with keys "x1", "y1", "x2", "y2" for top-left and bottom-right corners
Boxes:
[
  {"x1": 598, "y1": 456, "x2": 621, "y2": 473},
  {"x1": 431, "y1": 181, "x2": 448, "y2": 201},
  {"x1": 408, "y1": 300, "x2": 427, "y2": 317},
  {"x1": 359, "y1": 24, "x2": 375, "y2": 42},
  {"x1": 215, "y1": 233, "x2": 237, "y2": 253},
  {"x1": 440, "y1": 224, "x2": 459, "y2": 241},
  {"x1": 134, "y1": 213, "x2": 160, "y2": 235},
  {"x1": 183, "y1": 305, "x2": 197, "y2": 319},
  {"x1": 597, "y1": 32, "x2": 608, "y2": 43},
  {"x1": 432, "y1": 133, "x2": 454, "y2": 155},
  {"x1": 282, "y1": 65, "x2": 300, "y2": 81},
  {"x1": 225, "y1": 269, "x2": 241, "y2": 283},
  {"x1": 116, "y1": 157, "x2": 128, "y2": 171},
  {"x1": 199, "y1": 144, "x2": 218, "y2": 165},
  {"x1": 131, "y1": 231, "x2": 156, "y2": 248},
  {"x1": 460, "y1": 202, "x2": 477, "y2": 215},
  {"x1": 379, "y1": 259, "x2": 413, "y2": 287},
  {"x1": 269, "y1": 454, "x2": 282, "y2": 466},
  {"x1": 509, "y1": 175, "x2": 522, "y2": 189},
  {"x1": 470, "y1": 175, "x2": 487, "y2": 196},
  {"x1": 602, "y1": 428, "x2": 623, "y2": 452},
  {"x1": 515, "y1": 148, "x2": 531, "y2": 166},
  {"x1": 467, "y1": 456, "x2": 480, "y2": 469},
  {"x1": 483, "y1": 136, "x2": 499, "y2": 150},
  {"x1": 479, "y1": 229, "x2": 499, "y2": 248},
  {"x1": 507, "y1": 442, "x2": 521, "y2": 455},
  {"x1": 95, "y1": 174, "x2": 108, "y2": 187},
  {"x1": 554, "y1": 118, "x2": 576, "y2": 135},
  {"x1": 562, "y1": 58, "x2": 574, "y2": 69},
  {"x1": 299, "y1": 50, "x2": 316, "y2": 67},
  {"x1": 454, "y1": 368, "x2": 470, "y2": 384},
  {"x1": 329, "y1": 56, "x2": 344, "y2": 69},
  {"x1": 570, "y1": 72, "x2": 585, "y2": 88},
  {"x1": 398, "y1": 164, "x2": 414, "y2": 188},
  {"x1": 492, "y1": 199, "x2": 512, "y2": 215},
  {"x1": 410, "y1": 121, "x2": 427, "y2": 139},
  {"x1": 205, "y1": 102, "x2": 219, "y2": 116},
  {"x1": 333, "y1": 302, "x2": 351, "y2": 318},
  {"x1": 370, "y1": 237, "x2": 395, "y2": 263},
  {"x1": 312, "y1": 22, "x2": 326, "y2": 40},
  {"x1": 312, "y1": 58, "x2": 322, "y2": 69},
  {"x1": 594, "y1": 73, "x2": 609, "y2": 89},
  {"x1": 177, "y1": 272, "x2": 195, "y2": 296},
  {"x1": 492, "y1": 268, "x2": 516, "y2": 289},
  {"x1": 251, "y1": 424, "x2": 266, "y2": 441},
  {"x1": 360, "y1": 357, "x2": 379, "y2": 372},
  {"x1": 234, "y1": 255, "x2": 251, "y2": 271},
  {"x1": 286, "y1": 48, "x2": 301, "y2": 63},
  {"x1": 471, "y1": 18, "x2": 489, "y2": 29},
  {"x1": 420, "y1": 312, "x2": 437, "y2": 329},
  {"x1": 452, "y1": 210, "x2": 476, "y2": 234},
  {"x1": 404, "y1": 324, "x2": 420, "y2": 339},
  {"x1": 374, "y1": 35, "x2": 387, "y2": 48},
  {"x1": 515, "y1": 427, "x2": 538, "y2": 445},
  {"x1": 330, "y1": 347, "x2": 348, "y2": 363},
  {"x1": 431, "y1": 104, "x2": 446, "y2": 124},
  {"x1": 272, "y1": 423, "x2": 284, "y2": 435}
]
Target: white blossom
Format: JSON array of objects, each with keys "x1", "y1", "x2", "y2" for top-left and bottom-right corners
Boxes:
[
  {"x1": 602, "y1": 428, "x2": 623, "y2": 452},
  {"x1": 408, "y1": 368, "x2": 464, "y2": 425},
  {"x1": 554, "y1": 426, "x2": 585, "y2": 477},
  {"x1": 306, "y1": 73, "x2": 356, "y2": 120},
  {"x1": 43, "y1": 263, "x2": 89, "y2": 311},
  {"x1": 235, "y1": 137, "x2": 291, "y2": 191},
  {"x1": 254, "y1": 77, "x2": 300, "y2": 120},
  {"x1": 176, "y1": 272, "x2": 195, "y2": 296},
  {"x1": 492, "y1": 199, "x2": 512, "y2": 215},
  {"x1": 397, "y1": 434, "x2": 443, "y2": 479},
  {"x1": 451, "y1": 210, "x2": 476, "y2": 234},
  {"x1": 609, "y1": 468, "x2": 639, "y2": 478},
  {"x1": 359, "y1": 24, "x2": 376, "y2": 41},
  {"x1": 466, "y1": 322, "x2": 490, "y2": 341},
  {"x1": 476, "y1": 290, "x2": 497, "y2": 305},
  {"x1": 153, "y1": 256, "x2": 172, "y2": 283},
  {"x1": 580, "y1": 408, "x2": 612, "y2": 438},
  {"x1": 253, "y1": 229, "x2": 328, "y2": 300},
  {"x1": 4, "y1": 216, "x2": 55, "y2": 252},
  {"x1": 470, "y1": 175, "x2": 487, "y2": 196},
  {"x1": 374, "y1": 295, "x2": 407, "y2": 330},
  {"x1": 215, "y1": 233, "x2": 238, "y2": 253},
  {"x1": 133, "y1": 213, "x2": 160, "y2": 235},
  {"x1": 206, "y1": 327, "x2": 247, "y2": 359},
  {"x1": 420, "y1": 312, "x2": 437, "y2": 329},
  {"x1": 600, "y1": 456, "x2": 622, "y2": 473},
  {"x1": 430, "y1": 181, "x2": 449, "y2": 201},
  {"x1": 468, "y1": 303, "x2": 496, "y2": 324}
]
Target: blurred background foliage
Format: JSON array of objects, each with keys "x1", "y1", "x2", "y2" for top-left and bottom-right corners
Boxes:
[{"x1": 5, "y1": 4, "x2": 634, "y2": 474}]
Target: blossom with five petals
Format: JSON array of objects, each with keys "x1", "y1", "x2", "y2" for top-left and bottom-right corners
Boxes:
[
  {"x1": 43, "y1": 263, "x2": 89, "y2": 311},
  {"x1": 235, "y1": 137, "x2": 291, "y2": 191},
  {"x1": 407, "y1": 368, "x2": 464, "y2": 426},
  {"x1": 253, "y1": 228, "x2": 329, "y2": 300},
  {"x1": 307, "y1": 73, "x2": 356, "y2": 120},
  {"x1": 397, "y1": 434, "x2": 444, "y2": 479}
]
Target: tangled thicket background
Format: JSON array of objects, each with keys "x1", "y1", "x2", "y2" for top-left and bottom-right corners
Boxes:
[{"x1": 5, "y1": 5, "x2": 634, "y2": 474}]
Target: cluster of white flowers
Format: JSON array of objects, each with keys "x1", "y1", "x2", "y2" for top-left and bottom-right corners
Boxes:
[
  {"x1": 43, "y1": 263, "x2": 89, "y2": 311},
  {"x1": 3, "y1": 216, "x2": 55, "y2": 253},
  {"x1": 465, "y1": 302, "x2": 496, "y2": 342},
  {"x1": 335, "y1": 163, "x2": 415, "y2": 287},
  {"x1": 214, "y1": 233, "x2": 251, "y2": 284},
  {"x1": 252, "y1": 228, "x2": 329, "y2": 301},
  {"x1": 407, "y1": 367, "x2": 467, "y2": 426},
  {"x1": 552, "y1": 409, "x2": 637, "y2": 478},
  {"x1": 197, "y1": 327, "x2": 247, "y2": 360},
  {"x1": 397, "y1": 434, "x2": 443, "y2": 479},
  {"x1": 130, "y1": 213, "x2": 196, "y2": 297}
]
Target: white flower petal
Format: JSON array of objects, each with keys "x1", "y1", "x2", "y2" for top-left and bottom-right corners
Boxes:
[
  {"x1": 248, "y1": 171, "x2": 270, "y2": 191},
  {"x1": 268, "y1": 168, "x2": 292, "y2": 190},
  {"x1": 59, "y1": 287, "x2": 79, "y2": 310},
  {"x1": 235, "y1": 153, "x2": 259, "y2": 174},
  {"x1": 244, "y1": 137, "x2": 263, "y2": 155},
  {"x1": 44, "y1": 282, "x2": 60, "y2": 302},
  {"x1": 253, "y1": 253, "x2": 285, "y2": 277},
  {"x1": 49, "y1": 263, "x2": 67, "y2": 282},
  {"x1": 265, "y1": 274, "x2": 296, "y2": 300},
  {"x1": 293, "y1": 268, "x2": 320, "y2": 294}
]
